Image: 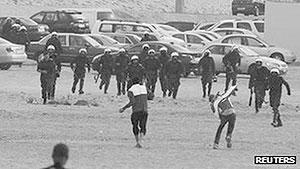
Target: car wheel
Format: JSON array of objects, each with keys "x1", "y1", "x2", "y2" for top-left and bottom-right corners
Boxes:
[
  {"x1": 0, "y1": 64, "x2": 12, "y2": 70},
  {"x1": 270, "y1": 53, "x2": 285, "y2": 62}
]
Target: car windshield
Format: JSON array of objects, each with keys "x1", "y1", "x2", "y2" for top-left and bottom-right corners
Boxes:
[
  {"x1": 255, "y1": 36, "x2": 269, "y2": 46},
  {"x1": 205, "y1": 32, "x2": 218, "y2": 39},
  {"x1": 85, "y1": 36, "x2": 102, "y2": 47},
  {"x1": 171, "y1": 44, "x2": 192, "y2": 53},
  {"x1": 157, "y1": 25, "x2": 179, "y2": 32},
  {"x1": 100, "y1": 35, "x2": 119, "y2": 45},
  {"x1": 19, "y1": 18, "x2": 37, "y2": 25},
  {"x1": 239, "y1": 46, "x2": 258, "y2": 56},
  {"x1": 70, "y1": 13, "x2": 85, "y2": 20}
]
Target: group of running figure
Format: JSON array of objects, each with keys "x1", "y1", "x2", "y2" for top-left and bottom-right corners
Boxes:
[
  {"x1": 118, "y1": 45, "x2": 291, "y2": 149},
  {"x1": 36, "y1": 32, "x2": 291, "y2": 149}
]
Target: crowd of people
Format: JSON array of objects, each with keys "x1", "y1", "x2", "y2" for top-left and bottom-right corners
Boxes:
[{"x1": 36, "y1": 31, "x2": 291, "y2": 150}]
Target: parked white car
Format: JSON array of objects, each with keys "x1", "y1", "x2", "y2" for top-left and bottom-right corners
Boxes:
[
  {"x1": 190, "y1": 43, "x2": 288, "y2": 75},
  {"x1": 149, "y1": 23, "x2": 180, "y2": 36},
  {"x1": 213, "y1": 28, "x2": 257, "y2": 37},
  {"x1": 187, "y1": 30, "x2": 221, "y2": 41},
  {"x1": 214, "y1": 34, "x2": 296, "y2": 63},
  {"x1": 207, "y1": 19, "x2": 264, "y2": 38},
  {"x1": 0, "y1": 38, "x2": 27, "y2": 70},
  {"x1": 171, "y1": 32, "x2": 210, "y2": 52}
]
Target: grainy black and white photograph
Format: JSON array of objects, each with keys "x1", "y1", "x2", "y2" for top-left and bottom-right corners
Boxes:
[{"x1": 0, "y1": 0, "x2": 299, "y2": 168}]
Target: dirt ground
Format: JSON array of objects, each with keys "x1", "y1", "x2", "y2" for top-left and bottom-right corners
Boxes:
[{"x1": 0, "y1": 63, "x2": 299, "y2": 169}]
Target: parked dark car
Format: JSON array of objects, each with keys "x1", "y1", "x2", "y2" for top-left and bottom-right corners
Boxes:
[
  {"x1": 0, "y1": 17, "x2": 49, "y2": 41},
  {"x1": 30, "y1": 10, "x2": 90, "y2": 33},
  {"x1": 232, "y1": 0, "x2": 265, "y2": 16},
  {"x1": 163, "y1": 21, "x2": 196, "y2": 32},
  {"x1": 26, "y1": 33, "x2": 118, "y2": 64},
  {"x1": 125, "y1": 41, "x2": 199, "y2": 76}
]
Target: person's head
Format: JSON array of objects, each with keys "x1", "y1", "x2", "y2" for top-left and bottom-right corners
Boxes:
[
  {"x1": 52, "y1": 143, "x2": 69, "y2": 167},
  {"x1": 19, "y1": 26, "x2": 27, "y2": 32},
  {"x1": 119, "y1": 48, "x2": 126, "y2": 55},
  {"x1": 159, "y1": 47, "x2": 167, "y2": 55},
  {"x1": 132, "y1": 77, "x2": 141, "y2": 85},
  {"x1": 79, "y1": 48, "x2": 87, "y2": 56},
  {"x1": 6, "y1": 18, "x2": 12, "y2": 23},
  {"x1": 209, "y1": 94, "x2": 216, "y2": 103},
  {"x1": 148, "y1": 49, "x2": 155, "y2": 57},
  {"x1": 104, "y1": 48, "x2": 112, "y2": 55},
  {"x1": 203, "y1": 50, "x2": 211, "y2": 58},
  {"x1": 11, "y1": 24, "x2": 20, "y2": 30},
  {"x1": 47, "y1": 45, "x2": 56, "y2": 54},
  {"x1": 144, "y1": 32, "x2": 149, "y2": 38},
  {"x1": 270, "y1": 68, "x2": 280, "y2": 76},
  {"x1": 15, "y1": 19, "x2": 21, "y2": 24},
  {"x1": 51, "y1": 32, "x2": 58, "y2": 38},
  {"x1": 131, "y1": 55, "x2": 139, "y2": 64},
  {"x1": 142, "y1": 44, "x2": 150, "y2": 51},
  {"x1": 171, "y1": 52, "x2": 179, "y2": 61},
  {"x1": 255, "y1": 58, "x2": 263, "y2": 68}
]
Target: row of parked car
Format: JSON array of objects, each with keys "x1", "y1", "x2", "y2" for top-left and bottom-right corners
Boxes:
[{"x1": 0, "y1": 8, "x2": 295, "y2": 77}]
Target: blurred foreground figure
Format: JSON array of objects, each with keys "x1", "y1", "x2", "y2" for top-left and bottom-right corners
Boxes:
[
  {"x1": 71, "y1": 48, "x2": 90, "y2": 94},
  {"x1": 209, "y1": 85, "x2": 237, "y2": 149},
  {"x1": 119, "y1": 77, "x2": 148, "y2": 148},
  {"x1": 37, "y1": 45, "x2": 57, "y2": 104},
  {"x1": 268, "y1": 68, "x2": 291, "y2": 127},
  {"x1": 42, "y1": 143, "x2": 69, "y2": 169}
]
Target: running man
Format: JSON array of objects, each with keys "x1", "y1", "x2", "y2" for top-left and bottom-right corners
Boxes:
[
  {"x1": 119, "y1": 77, "x2": 148, "y2": 148},
  {"x1": 209, "y1": 85, "x2": 237, "y2": 149}
]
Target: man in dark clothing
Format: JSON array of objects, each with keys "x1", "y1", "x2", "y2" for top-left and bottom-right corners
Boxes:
[
  {"x1": 126, "y1": 55, "x2": 145, "y2": 90},
  {"x1": 37, "y1": 45, "x2": 57, "y2": 104},
  {"x1": 144, "y1": 49, "x2": 161, "y2": 94},
  {"x1": 119, "y1": 77, "x2": 148, "y2": 148},
  {"x1": 45, "y1": 32, "x2": 62, "y2": 56},
  {"x1": 45, "y1": 46, "x2": 62, "y2": 100},
  {"x1": 17, "y1": 26, "x2": 30, "y2": 51},
  {"x1": 9, "y1": 23, "x2": 21, "y2": 43},
  {"x1": 209, "y1": 85, "x2": 237, "y2": 149},
  {"x1": 165, "y1": 52, "x2": 184, "y2": 99},
  {"x1": 268, "y1": 68, "x2": 291, "y2": 127},
  {"x1": 99, "y1": 48, "x2": 114, "y2": 94},
  {"x1": 140, "y1": 32, "x2": 152, "y2": 42},
  {"x1": 222, "y1": 46, "x2": 241, "y2": 93},
  {"x1": 140, "y1": 44, "x2": 150, "y2": 63},
  {"x1": 71, "y1": 48, "x2": 90, "y2": 94},
  {"x1": 2, "y1": 18, "x2": 13, "y2": 39},
  {"x1": 198, "y1": 50, "x2": 216, "y2": 98},
  {"x1": 42, "y1": 143, "x2": 69, "y2": 169},
  {"x1": 115, "y1": 48, "x2": 130, "y2": 96},
  {"x1": 158, "y1": 47, "x2": 170, "y2": 97},
  {"x1": 248, "y1": 58, "x2": 270, "y2": 113}
]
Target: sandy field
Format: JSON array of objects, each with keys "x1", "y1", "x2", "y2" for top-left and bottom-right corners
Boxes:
[{"x1": 0, "y1": 63, "x2": 299, "y2": 169}]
